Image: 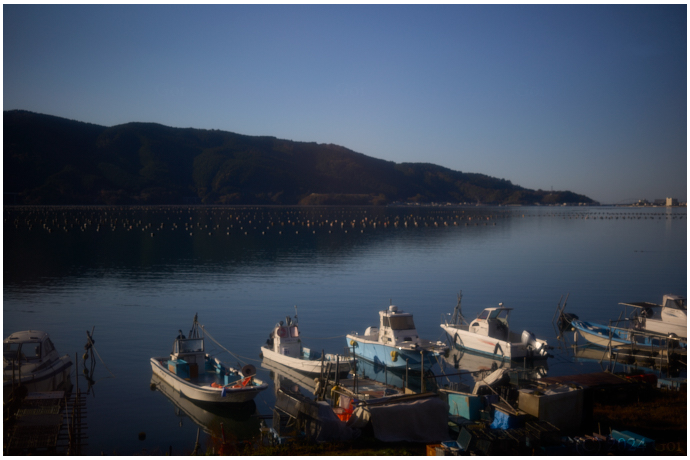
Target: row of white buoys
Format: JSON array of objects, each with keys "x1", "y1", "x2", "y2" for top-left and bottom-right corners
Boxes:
[{"x1": 4, "y1": 206, "x2": 684, "y2": 237}]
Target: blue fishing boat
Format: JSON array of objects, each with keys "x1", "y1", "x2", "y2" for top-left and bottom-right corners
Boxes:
[
  {"x1": 346, "y1": 305, "x2": 448, "y2": 371},
  {"x1": 570, "y1": 319, "x2": 686, "y2": 353}
]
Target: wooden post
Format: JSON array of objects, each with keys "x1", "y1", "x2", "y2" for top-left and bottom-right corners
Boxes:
[{"x1": 420, "y1": 351, "x2": 425, "y2": 393}]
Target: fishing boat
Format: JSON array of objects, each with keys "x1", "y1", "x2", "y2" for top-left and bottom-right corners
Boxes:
[
  {"x1": 346, "y1": 305, "x2": 448, "y2": 370},
  {"x1": 3, "y1": 330, "x2": 73, "y2": 397},
  {"x1": 570, "y1": 319, "x2": 686, "y2": 354},
  {"x1": 440, "y1": 293, "x2": 549, "y2": 361},
  {"x1": 150, "y1": 315, "x2": 268, "y2": 404},
  {"x1": 622, "y1": 294, "x2": 687, "y2": 339},
  {"x1": 261, "y1": 310, "x2": 352, "y2": 375}
]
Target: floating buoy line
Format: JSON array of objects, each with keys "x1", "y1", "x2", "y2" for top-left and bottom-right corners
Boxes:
[{"x1": 4, "y1": 205, "x2": 684, "y2": 238}]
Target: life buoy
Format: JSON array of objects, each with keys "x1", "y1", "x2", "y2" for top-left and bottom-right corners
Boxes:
[
  {"x1": 390, "y1": 350, "x2": 398, "y2": 362},
  {"x1": 350, "y1": 340, "x2": 357, "y2": 347},
  {"x1": 277, "y1": 327, "x2": 287, "y2": 338}
]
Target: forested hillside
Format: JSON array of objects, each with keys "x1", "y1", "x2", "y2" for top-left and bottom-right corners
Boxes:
[{"x1": 4, "y1": 110, "x2": 593, "y2": 206}]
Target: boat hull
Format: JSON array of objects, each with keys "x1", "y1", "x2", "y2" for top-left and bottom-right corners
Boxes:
[
  {"x1": 3, "y1": 354, "x2": 73, "y2": 398},
  {"x1": 440, "y1": 324, "x2": 543, "y2": 360},
  {"x1": 345, "y1": 335, "x2": 437, "y2": 370},
  {"x1": 261, "y1": 346, "x2": 351, "y2": 375},
  {"x1": 150, "y1": 358, "x2": 267, "y2": 404}
]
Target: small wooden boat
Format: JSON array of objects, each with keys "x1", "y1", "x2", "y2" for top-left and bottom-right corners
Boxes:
[
  {"x1": 440, "y1": 293, "x2": 549, "y2": 361},
  {"x1": 150, "y1": 315, "x2": 268, "y2": 404},
  {"x1": 261, "y1": 310, "x2": 352, "y2": 375},
  {"x1": 3, "y1": 330, "x2": 73, "y2": 397},
  {"x1": 347, "y1": 305, "x2": 448, "y2": 370}
]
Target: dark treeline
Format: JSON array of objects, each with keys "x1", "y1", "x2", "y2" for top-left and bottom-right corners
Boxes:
[{"x1": 4, "y1": 110, "x2": 593, "y2": 206}]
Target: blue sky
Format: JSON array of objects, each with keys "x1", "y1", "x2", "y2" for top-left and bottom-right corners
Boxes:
[{"x1": 4, "y1": 4, "x2": 687, "y2": 204}]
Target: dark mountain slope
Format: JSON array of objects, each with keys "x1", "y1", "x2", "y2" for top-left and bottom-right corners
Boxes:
[{"x1": 3, "y1": 110, "x2": 593, "y2": 206}]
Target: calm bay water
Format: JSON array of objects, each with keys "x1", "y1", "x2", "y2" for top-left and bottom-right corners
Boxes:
[{"x1": 3, "y1": 205, "x2": 686, "y2": 454}]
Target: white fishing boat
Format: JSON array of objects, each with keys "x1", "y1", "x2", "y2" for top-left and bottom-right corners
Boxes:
[
  {"x1": 622, "y1": 294, "x2": 687, "y2": 339},
  {"x1": 261, "y1": 310, "x2": 352, "y2": 375},
  {"x1": 150, "y1": 315, "x2": 268, "y2": 404},
  {"x1": 346, "y1": 305, "x2": 448, "y2": 370},
  {"x1": 3, "y1": 330, "x2": 73, "y2": 397},
  {"x1": 440, "y1": 293, "x2": 549, "y2": 361}
]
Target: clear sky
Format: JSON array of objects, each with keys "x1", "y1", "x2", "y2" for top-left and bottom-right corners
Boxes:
[{"x1": 4, "y1": 4, "x2": 687, "y2": 204}]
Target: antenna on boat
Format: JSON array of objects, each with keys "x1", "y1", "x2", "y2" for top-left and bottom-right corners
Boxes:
[{"x1": 294, "y1": 305, "x2": 298, "y2": 324}]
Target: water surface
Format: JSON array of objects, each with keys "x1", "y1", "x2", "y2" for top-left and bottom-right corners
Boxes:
[{"x1": 4, "y1": 205, "x2": 686, "y2": 454}]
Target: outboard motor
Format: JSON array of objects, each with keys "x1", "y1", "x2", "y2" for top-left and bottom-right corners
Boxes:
[{"x1": 521, "y1": 330, "x2": 547, "y2": 356}]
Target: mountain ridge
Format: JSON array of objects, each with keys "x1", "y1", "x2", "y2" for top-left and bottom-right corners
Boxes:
[{"x1": 3, "y1": 110, "x2": 594, "y2": 206}]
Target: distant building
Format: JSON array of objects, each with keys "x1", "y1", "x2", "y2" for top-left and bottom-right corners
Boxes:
[{"x1": 666, "y1": 197, "x2": 679, "y2": 207}]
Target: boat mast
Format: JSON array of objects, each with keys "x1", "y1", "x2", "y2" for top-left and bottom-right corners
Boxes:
[
  {"x1": 189, "y1": 313, "x2": 201, "y2": 339},
  {"x1": 450, "y1": 292, "x2": 467, "y2": 325}
]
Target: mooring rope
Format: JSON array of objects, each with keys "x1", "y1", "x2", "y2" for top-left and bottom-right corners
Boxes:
[{"x1": 91, "y1": 344, "x2": 117, "y2": 378}]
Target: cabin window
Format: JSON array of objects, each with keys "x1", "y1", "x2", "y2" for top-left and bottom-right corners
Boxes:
[
  {"x1": 178, "y1": 338, "x2": 204, "y2": 353},
  {"x1": 389, "y1": 316, "x2": 415, "y2": 330},
  {"x1": 668, "y1": 298, "x2": 687, "y2": 311},
  {"x1": 477, "y1": 310, "x2": 489, "y2": 320},
  {"x1": 7, "y1": 342, "x2": 42, "y2": 361}
]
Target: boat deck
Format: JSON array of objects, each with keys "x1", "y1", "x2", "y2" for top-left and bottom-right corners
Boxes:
[
  {"x1": 152, "y1": 358, "x2": 247, "y2": 388},
  {"x1": 328, "y1": 375, "x2": 406, "y2": 400}
]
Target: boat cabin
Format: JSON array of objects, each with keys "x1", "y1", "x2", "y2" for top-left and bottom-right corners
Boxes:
[
  {"x1": 662, "y1": 295, "x2": 686, "y2": 312},
  {"x1": 4, "y1": 330, "x2": 58, "y2": 365},
  {"x1": 265, "y1": 313, "x2": 307, "y2": 358},
  {"x1": 660, "y1": 294, "x2": 686, "y2": 326},
  {"x1": 270, "y1": 321, "x2": 301, "y2": 357},
  {"x1": 169, "y1": 331, "x2": 205, "y2": 380},
  {"x1": 469, "y1": 306, "x2": 512, "y2": 340},
  {"x1": 367, "y1": 306, "x2": 421, "y2": 348}
]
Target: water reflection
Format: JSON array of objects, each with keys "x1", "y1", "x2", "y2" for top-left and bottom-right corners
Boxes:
[
  {"x1": 571, "y1": 343, "x2": 684, "y2": 378},
  {"x1": 438, "y1": 347, "x2": 548, "y2": 391},
  {"x1": 149, "y1": 373, "x2": 260, "y2": 443}
]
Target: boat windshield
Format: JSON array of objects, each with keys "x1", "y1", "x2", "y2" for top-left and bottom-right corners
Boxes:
[
  {"x1": 389, "y1": 315, "x2": 416, "y2": 330},
  {"x1": 3, "y1": 342, "x2": 41, "y2": 361},
  {"x1": 669, "y1": 298, "x2": 687, "y2": 311},
  {"x1": 489, "y1": 310, "x2": 510, "y2": 320},
  {"x1": 178, "y1": 338, "x2": 204, "y2": 353}
]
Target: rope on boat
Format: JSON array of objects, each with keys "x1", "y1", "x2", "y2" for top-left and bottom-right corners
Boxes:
[{"x1": 200, "y1": 325, "x2": 251, "y2": 367}]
